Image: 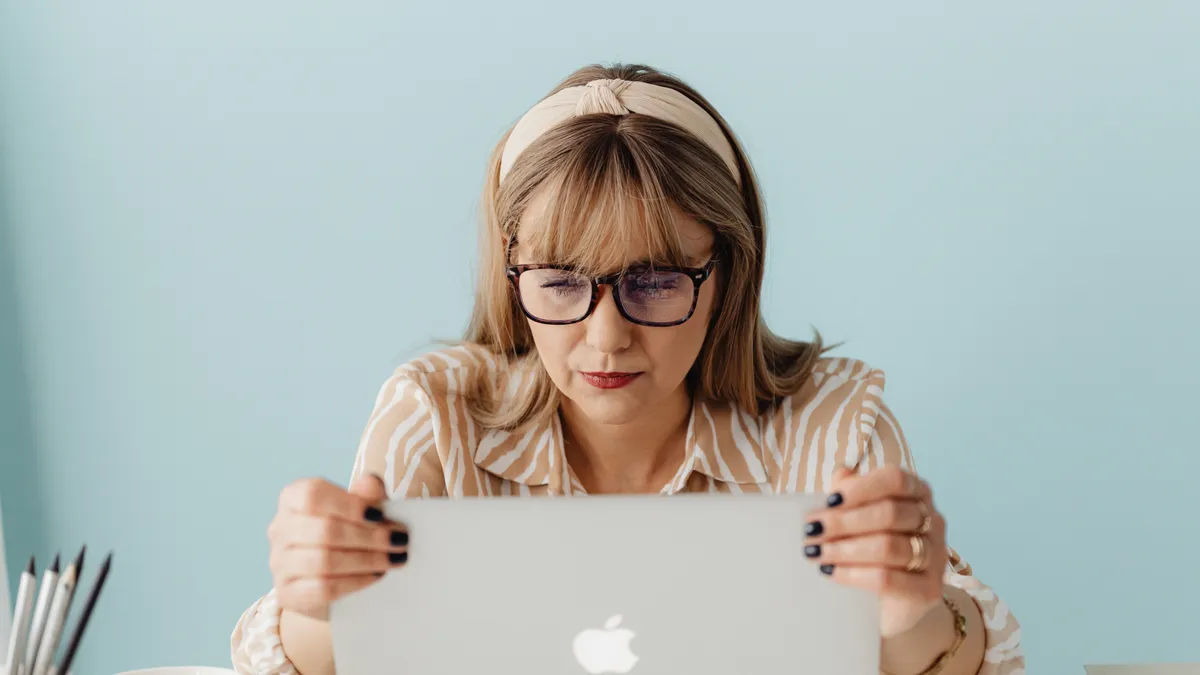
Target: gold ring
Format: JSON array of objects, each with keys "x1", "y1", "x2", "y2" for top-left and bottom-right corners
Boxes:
[
  {"x1": 905, "y1": 535, "x2": 927, "y2": 573},
  {"x1": 916, "y1": 501, "x2": 933, "y2": 535}
]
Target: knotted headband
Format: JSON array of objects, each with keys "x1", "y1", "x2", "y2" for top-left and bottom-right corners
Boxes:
[{"x1": 498, "y1": 78, "x2": 741, "y2": 185}]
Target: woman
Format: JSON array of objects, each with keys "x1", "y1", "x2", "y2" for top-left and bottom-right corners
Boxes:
[{"x1": 231, "y1": 63, "x2": 1022, "y2": 675}]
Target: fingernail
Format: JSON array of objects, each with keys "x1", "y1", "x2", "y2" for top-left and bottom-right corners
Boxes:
[
  {"x1": 819, "y1": 564, "x2": 835, "y2": 575},
  {"x1": 364, "y1": 506, "x2": 384, "y2": 522},
  {"x1": 804, "y1": 521, "x2": 824, "y2": 537},
  {"x1": 390, "y1": 530, "x2": 409, "y2": 546},
  {"x1": 826, "y1": 492, "x2": 844, "y2": 507},
  {"x1": 389, "y1": 551, "x2": 408, "y2": 565},
  {"x1": 804, "y1": 544, "x2": 821, "y2": 558}
]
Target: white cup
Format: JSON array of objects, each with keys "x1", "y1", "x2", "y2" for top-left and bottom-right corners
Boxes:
[{"x1": 114, "y1": 669, "x2": 237, "y2": 675}]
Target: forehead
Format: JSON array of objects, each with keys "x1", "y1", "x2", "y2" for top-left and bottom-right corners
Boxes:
[{"x1": 515, "y1": 189, "x2": 714, "y2": 267}]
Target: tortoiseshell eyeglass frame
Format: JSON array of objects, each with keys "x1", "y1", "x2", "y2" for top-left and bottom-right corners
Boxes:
[{"x1": 504, "y1": 244, "x2": 718, "y2": 327}]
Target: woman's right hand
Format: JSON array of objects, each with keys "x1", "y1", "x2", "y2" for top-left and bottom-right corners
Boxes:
[{"x1": 268, "y1": 474, "x2": 408, "y2": 621}]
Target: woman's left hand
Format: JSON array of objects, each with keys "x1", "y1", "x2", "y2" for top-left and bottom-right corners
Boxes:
[{"x1": 804, "y1": 465, "x2": 947, "y2": 637}]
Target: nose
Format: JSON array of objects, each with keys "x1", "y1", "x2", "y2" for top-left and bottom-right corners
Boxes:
[{"x1": 584, "y1": 285, "x2": 632, "y2": 354}]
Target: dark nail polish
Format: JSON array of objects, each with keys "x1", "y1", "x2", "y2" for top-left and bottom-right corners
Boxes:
[
  {"x1": 826, "y1": 492, "x2": 844, "y2": 507},
  {"x1": 389, "y1": 551, "x2": 408, "y2": 564},
  {"x1": 819, "y1": 564, "x2": 835, "y2": 575},
  {"x1": 804, "y1": 521, "x2": 824, "y2": 537},
  {"x1": 804, "y1": 544, "x2": 821, "y2": 558},
  {"x1": 390, "y1": 530, "x2": 409, "y2": 546},
  {"x1": 364, "y1": 506, "x2": 384, "y2": 522}
]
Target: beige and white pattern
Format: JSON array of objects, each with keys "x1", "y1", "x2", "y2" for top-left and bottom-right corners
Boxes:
[{"x1": 231, "y1": 344, "x2": 1024, "y2": 674}]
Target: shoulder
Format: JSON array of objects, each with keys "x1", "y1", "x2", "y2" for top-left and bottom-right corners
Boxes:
[
  {"x1": 781, "y1": 356, "x2": 888, "y2": 414},
  {"x1": 694, "y1": 355, "x2": 901, "y2": 492},
  {"x1": 352, "y1": 344, "x2": 522, "y2": 486},
  {"x1": 761, "y1": 355, "x2": 896, "y2": 468},
  {"x1": 366, "y1": 343, "x2": 531, "y2": 425},
  {"x1": 395, "y1": 342, "x2": 506, "y2": 380},
  {"x1": 386, "y1": 343, "x2": 512, "y2": 398}
]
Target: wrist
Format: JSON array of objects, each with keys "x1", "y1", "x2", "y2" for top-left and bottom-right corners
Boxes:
[{"x1": 880, "y1": 599, "x2": 955, "y2": 675}]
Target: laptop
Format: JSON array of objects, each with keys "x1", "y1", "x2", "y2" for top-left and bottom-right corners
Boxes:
[{"x1": 330, "y1": 492, "x2": 880, "y2": 674}]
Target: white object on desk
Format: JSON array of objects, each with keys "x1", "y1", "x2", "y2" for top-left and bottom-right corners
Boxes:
[
  {"x1": 1085, "y1": 666, "x2": 1200, "y2": 674},
  {"x1": 115, "y1": 662, "x2": 237, "y2": 667}
]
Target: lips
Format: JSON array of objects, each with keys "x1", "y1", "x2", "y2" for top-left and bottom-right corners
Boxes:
[{"x1": 580, "y1": 372, "x2": 643, "y2": 390}]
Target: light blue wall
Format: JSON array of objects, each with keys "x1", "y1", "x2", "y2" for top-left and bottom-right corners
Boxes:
[{"x1": 1, "y1": 2, "x2": 1197, "y2": 673}]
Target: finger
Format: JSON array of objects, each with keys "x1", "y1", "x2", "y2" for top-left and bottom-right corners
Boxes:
[
  {"x1": 278, "y1": 575, "x2": 385, "y2": 618},
  {"x1": 269, "y1": 513, "x2": 408, "y2": 552},
  {"x1": 804, "y1": 499, "x2": 936, "y2": 542},
  {"x1": 279, "y1": 477, "x2": 380, "y2": 523},
  {"x1": 820, "y1": 565, "x2": 942, "y2": 601},
  {"x1": 831, "y1": 464, "x2": 856, "y2": 484},
  {"x1": 349, "y1": 473, "x2": 388, "y2": 503},
  {"x1": 828, "y1": 465, "x2": 932, "y2": 510},
  {"x1": 272, "y1": 547, "x2": 397, "y2": 581},
  {"x1": 810, "y1": 534, "x2": 921, "y2": 568}
]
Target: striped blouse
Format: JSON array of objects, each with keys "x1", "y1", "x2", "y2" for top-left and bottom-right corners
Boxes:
[{"x1": 231, "y1": 345, "x2": 1024, "y2": 674}]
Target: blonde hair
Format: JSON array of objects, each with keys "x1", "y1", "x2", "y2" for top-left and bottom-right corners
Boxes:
[{"x1": 461, "y1": 63, "x2": 823, "y2": 429}]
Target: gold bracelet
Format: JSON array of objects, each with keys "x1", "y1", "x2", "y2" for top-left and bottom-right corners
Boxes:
[
  {"x1": 882, "y1": 596, "x2": 969, "y2": 675},
  {"x1": 913, "y1": 596, "x2": 969, "y2": 675}
]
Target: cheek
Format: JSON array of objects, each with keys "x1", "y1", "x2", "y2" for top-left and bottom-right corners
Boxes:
[
  {"x1": 641, "y1": 291, "x2": 714, "y2": 376},
  {"x1": 528, "y1": 321, "x2": 577, "y2": 369}
]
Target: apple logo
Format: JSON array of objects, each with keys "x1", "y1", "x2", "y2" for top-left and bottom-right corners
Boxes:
[{"x1": 572, "y1": 614, "x2": 639, "y2": 674}]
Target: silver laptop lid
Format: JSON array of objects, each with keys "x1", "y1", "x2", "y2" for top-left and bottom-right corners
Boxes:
[{"x1": 332, "y1": 492, "x2": 880, "y2": 675}]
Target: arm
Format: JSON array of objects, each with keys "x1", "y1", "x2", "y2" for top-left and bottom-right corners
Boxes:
[
  {"x1": 866, "y1": 396, "x2": 1024, "y2": 675},
  {"x1": 231, "y1": 589, "x2": 298, "y2": 675},
  {"x1": 880, "y1": 585, "x2": 985, "y2": 675},
  {"x1": 231, "y1": 371, "x2": 447, "y2": 674},
  {"x1": 278, "y1": 611, "x2": 336, "y2": 675},
  {"x1": 791, "y1": 366, "x2": 1023, "y2": 675}
]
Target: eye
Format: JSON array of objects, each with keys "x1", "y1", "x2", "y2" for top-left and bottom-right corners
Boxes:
[
  {"x1": 621, "y1": 269, "x2": 688, "y2": 302},
  {"x1": 539, "y1": 274, "x2": 586, "y2": 289},
  {"x1": 533, "y1": 271, "x2": 590, "y2": 298},
  {"x1": 630, "y1": 274, "x2": 679, "y2": 290}
]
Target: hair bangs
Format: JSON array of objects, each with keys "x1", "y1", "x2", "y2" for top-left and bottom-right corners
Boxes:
[{"x1": 515, "y1": 119, "x2": 695, "y2": 275}]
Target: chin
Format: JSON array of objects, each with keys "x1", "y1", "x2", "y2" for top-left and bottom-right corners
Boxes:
[{"x1": 567, "y1": 391, "x2": 649, "y2": 425}]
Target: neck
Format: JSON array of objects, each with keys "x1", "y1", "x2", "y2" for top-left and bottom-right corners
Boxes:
[{"x1": 559, "y1": 383, "x2": 692, "y2": 494}]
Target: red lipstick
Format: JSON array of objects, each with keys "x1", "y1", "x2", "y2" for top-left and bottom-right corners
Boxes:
[{"x1": 580, "y1": 372, "x2": 642, "y2": 389}]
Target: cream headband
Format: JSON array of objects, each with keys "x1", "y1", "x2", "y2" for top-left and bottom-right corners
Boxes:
[{"x1": 498, "y1": 78, "x2": 741, "y2": 185}]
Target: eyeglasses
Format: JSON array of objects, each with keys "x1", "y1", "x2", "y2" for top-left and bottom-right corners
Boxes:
[{"x1": 505, "y1": 259, "x2": 717, "y2": 327}]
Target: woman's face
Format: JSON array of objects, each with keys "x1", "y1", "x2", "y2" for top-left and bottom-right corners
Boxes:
[{"x1": 515, "y1": 197, "x2": 718, "y2": 425}]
